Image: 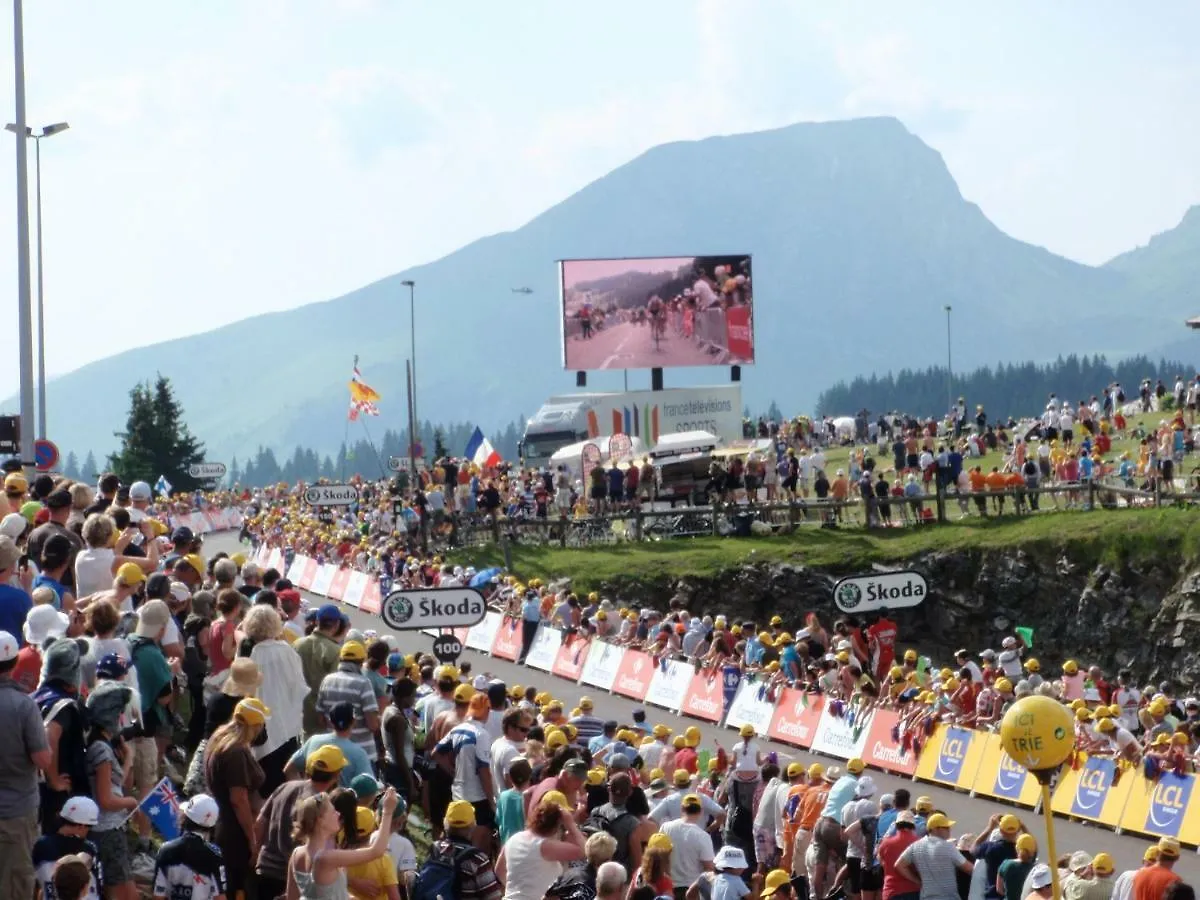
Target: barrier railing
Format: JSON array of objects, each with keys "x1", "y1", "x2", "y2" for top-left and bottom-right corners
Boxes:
[{"x1": 166, "y1": 507, "x2": 245, "y2": 536}]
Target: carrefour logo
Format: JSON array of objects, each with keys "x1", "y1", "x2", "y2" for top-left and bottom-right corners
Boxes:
[
  {"x1": 936, "y1": 729, "x2": 971, "y2": 783},
  {"x1": 1071, "y1": 759, "x2": 1114, "y2": 816},
  {"x1": 994, "y1": 753, "x2": 1028, "y2": 798},
  {"x1": 1146, "y1": 773, "x2": 1193, "y2": 836}
]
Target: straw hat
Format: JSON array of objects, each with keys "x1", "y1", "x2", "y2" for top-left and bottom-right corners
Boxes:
[{"x1": 222, "y1": 658, "x2": 263, "y2": 697}]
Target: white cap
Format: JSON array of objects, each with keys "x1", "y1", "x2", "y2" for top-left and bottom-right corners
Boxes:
[
  {"x1": 0, "y1": 630, "x2": 16, "y2": 662},
  {"x1": 169, "y1": 582, "x2": 191, "y2": 604},
  {"x1": 473, "y1": 674, "x2": 489, "y2": 690},
  {"x1": 854, "y1": 775, "x2": 877, "y2": 798},
  {"x1": 0, "y1": 512, "x2": 26, "y2": 541},
  {"x1": 181, "y1": 794, "x2": 220, "y2": 828},
  {"x1": 1029, "y1": 865, "x2": 1053, "y2": 890},
  {"x1": 60, "y1": 796, "x2": 100, "y2": 826},
  {"x1": 129, "y1": 481, "x2": 153, "y2": 501},
  {"x1": 23, "y1": 605, "x2": 69, "y2": 647}
]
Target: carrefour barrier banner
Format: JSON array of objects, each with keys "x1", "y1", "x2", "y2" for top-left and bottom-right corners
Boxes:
[
  {"x1": 311, "y1": 565, "x2": 336, "y2": 597},
  {"x1": 267, "y1": 548, "x2": 285, "y2": 573},
  {"x1": 645, "y1": 658, "x2": 693, "y2": 712},
  {"x1": 914, "y1": 725, "x2": 985, "y2": 790},
  {"x1": 360, "y1": 579, "x2": 382, "y2": 615},
  {"x1": 1051, "y1": 755, "x2": 1133, "y2": 828},
  {"x1": 343, "y1": 572, "x2": 368, "y2": 609},
  {"x1": 860, "y1": 709, "x2": 918, "y2": 776},
  {"x1": 524, "y1": 626, "x2": 563, "y2": 672},
  {"x1": 580, "y1": 641, "x2": 624, "y2": 691},
  {"x1": 613, "y1": 650, "x2": 654, "y2": 701},
  {"x1": 552, "y1": 636, "x2": 592, "y2": 681},
  {"x1": 768, "y1": 688, "x2": 823, "y2": 748},
  {"x1": 491, "y1": 616, "x2": 523, "y2": 661},
  {"x1": 809, "y1": 701, "x2": 872, "y2": 760},
  {"x1": 971, "y1": 733, "x2": 1040, "y2": 808},
  {"x1": 1118, "y1": 771, "x2": 1200, "y2": 845},
  {"x1": 681, "y1": 671, "x2": 726, "y2": 722},
  {"x1": 466, "y1": 612, "x2": 502, "y2": 652},
  {"x1": 298, "y1": 559, "x2": 319, "y2": 591},
  {"x1": 725, "y1": 680, "x2": 775, "y2": 734},
  {"x1": 328, "y1": 568, "x2": 351, "y2": 601}
]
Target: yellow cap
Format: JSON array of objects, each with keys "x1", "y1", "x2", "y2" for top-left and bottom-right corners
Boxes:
[
  {"x1": 1096, "y1": 717, "x2": 1116, "y2": 733},
  {"x1": 1092, "y1": 853, "x2": 1114, "y2": 875},
  {"x1": 1069, "y1": 699, "x2": 1086, "y2": 710},
  {"x1": 586, "y1": 768, "x2": 606, "y2": 786},
  {"x1": 786, "y1": 762, "x2": 805, "y2": 778},
  {"x1": 339, "y1": 640, "x2": 367, "y2": 662},
  {"x1": 807, "y1": 763, "x2": 825, "y2": 779},
  {"x1": 904, "y1": 649, "x2": 918, "y2": 662},
  {"x1": 546, "y1": 731, "x2": 568, "y2": 751},
  {"x1": 234, "y1": 697, "x2": 270, "y2": 726},
  {"x1": 684, "y1": 726, "x2": 701, "y2": 747},
  {"x1": 939, "y1": 668, "x2": 954, "y2": 680},
  {"x1": 307, "y1": 744, "x2": 348, "y2": 775},
  {"x1": 647, "y1": 833, "x2": 673, "y2": 852},
  {"x1": 509, "y1": 684, "x2": 523, "y2": 699},
  {"x1": 616, "y1": 729, "x2": 636, "y2": 743},
  {"x1": 915, "y1": 796, "x2": 934, "y2": 813},
  {"x1": 1076, "y1": 707, "x2": 1093, "y2": 721},
  {"x1": 739, "y1": 724, "x2": 756, "y2": 738},
  {"x1": 761, "y1": 870, "x2": 791, "y2": 898},
  {"x1": 1158, "y1": 837, "x2": 1181, "y2": 859},
  {"x1": 673, "y1": 735, "x2": 687, "y2": 749},
  {"x1": 653, "y1": 724, "x2": 672, "y2": 738},
  {"x1": 116, "y1": 562, "x2": 147, "y2": 587},
  {"x1": 889, "y1": 666, "x2": 904, "y2": 679},
  {"x1": 183, "y1": 553, "x2": 207, "y2": 575},
  {"x1": 766, "y1": 661, "x2": 781, "y2": 673},
  {"x1": 681, "y1": 793, "x2": 703, "y2": 809},
  {"x1": 540, "y1": 790, "x2": 571, "y2": 810},
  {"x1": 1063, "y1": 660, "x2": 1079, "y2": 674},
  {"x1": 770, "y1": 616, "x2": 783, "y2": 626},
  {"x1": 579, "y1": 696, "x2": 594, "y2": 710},
  {"x1": 453, "y1": 683, "x2": 475, "y2": 703},
  {"x1": 731, "y1": 625, "x2": 743, "y2": 636},
  {"x1": 673, "y1": 768, "x2": 693, "y2": 786},
  {"x1": 1024, "y1": 658, "x2": 1040, "y2": 672},
  {"x1": 777, "y1": 633, "x2": 794, "y2": 645},
  {"x1": 354, "y1": 806, "x2": 376, "y2": 834},
  {"x1": 445, "y1": 800, "x2": 476, "y2": 829},
  {"x1": 996, "y1": 678, "x2": 1014, "y2": 693},
  {"x1": 926, "y1": 813, "x2": 955, "y2": 830},
  {"x1": 846, "y1": 757, "x2": 865, "y2": 775},
  {"x1": 836, "y1": 651, "x2": 850, "y2": 663},
  {"x1": 1016, "y1": 834, "x2": 1037, "y2": 854},
  {"x1": 649, "y1": 768, "x2": 666, "y2": 782},
  {"x1": 1143, "y1": 846, "x2": 1160, "y2": 863},
  {"x1": 999, "y1": 814, "x2": 1021, "y2": 835}
]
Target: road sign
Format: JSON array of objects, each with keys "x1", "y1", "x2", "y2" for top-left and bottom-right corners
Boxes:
[
  {"x1": 432, "y1": 633, "x2": 464, "y2": 663},
  {"x1": 388, "y1": 456, "x2": 409, "y2": 472},
  {"x1": 379, "y1": 587, "x2": 488, "y2": 630},
  {"x1": 832, "y1": 569, "x2": 927, "y2": 614},
  {"x1": 410, "y1": 442, "x2": 423, "y2": 458},
  {"x1": 304, "y1": 484, "x2": 359, "y2": 507},
  {"x1": 188, "y1": 462, "x2": 227, "y2": 480},
  {"x1": 33, "y1": 439, "x2": 59, "y2": 472}
]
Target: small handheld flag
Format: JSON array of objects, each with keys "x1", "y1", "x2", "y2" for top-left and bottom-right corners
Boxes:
[
  {"x1": 154, "y1": 475, "x2": 172, "y2": 497},
  {"x1": 138, "y1": 777, "x2": 181, "y2": 840}
]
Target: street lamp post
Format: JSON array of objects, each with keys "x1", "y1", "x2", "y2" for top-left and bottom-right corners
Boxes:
[
  {"x1": 7, "y1": 120, "x2": 70, "y2": 440},
  {"x1": 400, "y1": 279, "x2": 417, "y2": 453},
  {"x1": 11, "y1": 0, "x2": 35, "y2": 470}
]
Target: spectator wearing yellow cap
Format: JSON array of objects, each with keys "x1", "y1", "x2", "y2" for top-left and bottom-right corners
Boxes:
[
  {"x1": 640, "y1": 722, "x2": 673, "y2": 773},
  {"x1": 649, "y1": 768, "x2": 726, "y2": 831},
  {"x1": 254, "y1": 744, "x2": 348, "y2": 900},
  {"x1": 996, "y1": 834, "x2": 1037, "y2": 900},
  {"x1": 1064, "y1": 851, "x2": 1115, "y2": 900},
  {"x1": 812, "y1": 758, "x2": 865, "y2": 899},
  {"x1": 570, "y1": 695, "x2": 606, "y2": 746},
  {"x1": 315, "y1": 639, "x2": 381, "y2": 766},
  {"x1": 970, "y1": 813, "x2": 1025, "y2": 900},
  {"x1": 1111, "y1": 846, "x2": 1158, "y2": 900},
  {"x1": 206, "y1": 697, "x2": 270, "y2": 896},
  {"x1": 1130, "y1": 838, "x2": 1181, "y2": 900},
  {"x1": 895, "y1": 813, "x2": 974, "y2": 900}
]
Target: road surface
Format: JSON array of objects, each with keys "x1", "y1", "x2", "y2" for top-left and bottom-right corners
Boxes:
[
  {"x1": 206, "y1": 532, "x2": 1198, "y2": 878},
  {"x1": 565, "y1": 319, "x2": 718, "y2": 369}
]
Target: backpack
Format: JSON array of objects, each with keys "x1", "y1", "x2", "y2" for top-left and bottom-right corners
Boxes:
[
  {"x1": 584, "y1": 805, "x2": 638, "y2": 868},
  {"x1": 412, "y1": 842, "x2": 474, "y2": 900}
]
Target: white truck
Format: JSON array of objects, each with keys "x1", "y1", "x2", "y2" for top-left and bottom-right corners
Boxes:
[{"x1": 518, "y1": 385, "x2": 743, "y2": 471}]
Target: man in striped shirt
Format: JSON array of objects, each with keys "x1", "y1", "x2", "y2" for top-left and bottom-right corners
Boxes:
[
  {"x1": 569, "y1": 696, "x2": 606, "y2": 745},
  {"x1": 315, "y1": 640, "x2": 380, "y2": 763}
]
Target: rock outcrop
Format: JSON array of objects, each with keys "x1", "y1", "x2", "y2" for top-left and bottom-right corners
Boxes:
[{"x1": 596, "y1": 548, "x2": 1200, "y2": 691}]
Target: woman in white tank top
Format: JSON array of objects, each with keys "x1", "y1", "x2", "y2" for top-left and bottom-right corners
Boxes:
[{"x1": 497, "y1": 793, "x2": 586, "y2": 900}]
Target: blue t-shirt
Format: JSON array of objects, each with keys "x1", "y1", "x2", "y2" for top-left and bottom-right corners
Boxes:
[
  {"x1": 0, "y1": 583, "x2": 33, "y2": 647},
  {"x1": 780, "y1": 645, "x2": 801, "y2": 677},
  {"x1": 522, "y1": 597, "x2": 542, "y2": 622},
  {"x1": 1079, "y1": 457, "x2": 1093, "y2": 480},
  {"x1": 712, "y1": 872, "x2": 750, "y2": 900},
  {"x1": 497, "y1": 787, "x2": 525, "y2": 844},
  {"x1": 288, "y1": 733, "x2": 373, "y2": 788},
  {"x1": 32, "y1": 574, "x2": 66, "y2": 609}
]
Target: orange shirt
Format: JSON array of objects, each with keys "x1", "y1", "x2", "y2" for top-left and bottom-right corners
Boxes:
[
  {"x1": 1005, "y1": 472, "x2": 1024, "y2": 489},
  {"x1": 797, "y1": 784, "x2": 830, "y2": 831},
  {"x1": 968, "y1": 470, "x2": 987, "y2": 491},
  {"x1": 781, "y1": 783, "x2": 810, "y2": 840},
  {"x1": 1132, "y1": 865, "x2": 1181, "y2": 900},
  {"x1": 985, "y1": 471, "x2": 1007, "y2": 491},
  {"x1": 831, "y1": 478, "x2": 849, "y2": 499}
]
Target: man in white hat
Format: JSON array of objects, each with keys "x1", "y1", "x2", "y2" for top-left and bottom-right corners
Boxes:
[{"x1": 0, "y1": 629, "x2": 52, "y2": 899}]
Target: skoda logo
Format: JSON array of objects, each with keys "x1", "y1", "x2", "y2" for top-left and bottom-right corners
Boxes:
[
  {"x1": 836, "y1": 582, "x2": 862, "y2": 609},
  {"x1": 386, "y1": 594, "x2": 413, "y2": 624}
]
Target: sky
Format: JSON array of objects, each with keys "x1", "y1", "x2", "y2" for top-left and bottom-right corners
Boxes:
[{"x1": 1, "y1": 1, "x2": 1199, "y2": 400}]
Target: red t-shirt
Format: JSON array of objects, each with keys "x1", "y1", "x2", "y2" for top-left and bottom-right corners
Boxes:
[
  {"x1": 1132, "y1": 865, "x2": 1181, "y2": 900},
  {"x1": 12, "y1": 645, "x2": 40, "y2": 693},
  {"x1": 879, "y1": 830, "x2": 921, "y2": 897},
  {"x1": 675, "y1": 747, "x2": 698, "y2": 774},
  {"x1": 867, "y1": 619, "x2": 897, "y2": 657}
]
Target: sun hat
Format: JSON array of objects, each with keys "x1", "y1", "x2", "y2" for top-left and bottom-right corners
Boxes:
[
  {"x1": 1029, "y1": 865, "x2": 1053, "y2": 890},
  {"x1": 222, "y1": 658, "x2": 263, "y2": 697},
  {"x1": 135, "y1": 599, "x2": 171, "y2": 637},
  {"x1": 854, "y1": 776, "x2": 876, "y2": 798},
  {"x1": 85, "y1": 680, "x2": 132, "y2": 732},
  {"x1": 42, "y1": 638, "x2": 86, "y2": 688},
  {"x1": 23, "y1": 605, "x2": 68, "y2": 647},
  {"x1": 714, "y1": 845, "x2": 748, "y2": 870}
]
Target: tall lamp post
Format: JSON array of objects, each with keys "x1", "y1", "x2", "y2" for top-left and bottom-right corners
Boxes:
[
  {"x1": 400, "y1": 279, "x2": 417, "y2": 454},
  {"x1": 6, "y1": 120, "x2": 69, "y2": 439},
  {"x1": 11, "y1": 0, "x2": 35, "y2": 469},
  {"x1": 944, "y1": 305, "x2": 953, "y2": 417}
]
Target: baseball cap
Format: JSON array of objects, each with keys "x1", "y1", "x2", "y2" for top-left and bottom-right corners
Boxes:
[
  {"x1": 129, "y1": 481, "x2": 153, "y2": 501},
  {"x1": 854, "y1": 776, "x2": 876, "y2": 798},
  {"x1": 95, "y1": 653, "x2": 130, "y2": 680},
  {"x1": 44, "y1": 489, "x2": 71, "y2": 510},
  {"x1": 1, "y1": 629, "x2": 22, "y2": 662},
  {"x1": 181, "y1": 794, "x2": 220, "y2": 829},
  {"x1": 1092, "y1": 853, "x2": 1114, "y2": 876},
  {"x1": 453, "y1": 683, "x2": 475, "y2": 703},
  {"x1": 540, "y1": 790, "x2": 571, "y2": 810},
  {"x1": 339, "y1": 641, "x2": 366, "y2": 662},
  {"x1": 350, "y1": 773, "x2": 381, "y2": 799},
  {"x1": 681, "y1": 793, "x2": 703, "y2": 812},
  {"x1": 170, "y1": 525, "x2": 194, "y2": 544},
  {"x1": 60, "y1": 796, "x2": 100, "y2": 826},
  {"x1": 579, "y1": 696, "x2": 595, "y2": 710},
  {"x1": 761, "y1": 870, "x2": 791, "y2": 898},
  {"x1": 846, "y1": 757, "x2": 865, "y2": 775},
  {"x1": 786, "y1": 762, "x2": 805, "y2": 778},
  {"x1": 999, "y1": 814, "x2": 1021, "y2": 835},
  {"x1": 563, "y1": 759, "x2": 589, "y2": 778},
  {"x1": 306, "y1": 745, "x2": 348, "y2": 775},
  {"x1": 1029, "y1": 865, "x2": 1053, "y2": 890},
  {"x1": 328, "y1": 701, "x2": 356, "y2": 731},
  {"x1": 445, "y1": 800, "x2": 476, "y2": 829},
  {"x1": 1157, "y1": 837, "x2": 1181, "y2": 859},
  {"x1": 647, "y1": 833, "x2": 673, "y2": 853},
  {"x1": 895, "y1": 811, "x2": 917, "y2": 828},
  {"x1": 1068, "y1": 852, "x2": 1093, "y2": 873},
  {"x1": 673, "y1": 768, "x2": 693, "y2": 786},
  {"x1": 116, "y1": 562, "x2": 147, "y2": 587},
  {"x1": 1016, "y1": 834, "x2": 1037, "y2": 854},
  {"x1": 926, "y1": 813, "x2": 955, "y2": 830}
]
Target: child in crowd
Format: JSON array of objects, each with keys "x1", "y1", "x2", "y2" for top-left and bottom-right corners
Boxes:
[
  {"x1": 498, "y1": 756, "x2": 533, "y2": 843},
  {"x1": 152, "y1": 795, "x2": 226, "y2": 900}
]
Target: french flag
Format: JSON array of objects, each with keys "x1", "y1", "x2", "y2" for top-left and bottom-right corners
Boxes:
[{"x1": 464, "y1": 426, "x2": 502, "y2": 469}]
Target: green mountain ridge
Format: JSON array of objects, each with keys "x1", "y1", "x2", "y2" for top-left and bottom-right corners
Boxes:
[{"x1": 12, "y1": 116, "x2": 1200, "y2": 463}]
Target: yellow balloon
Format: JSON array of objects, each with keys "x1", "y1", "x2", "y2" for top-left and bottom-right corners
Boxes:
[{"x1": 999, "y1": 695, "x2": 1074, "y2": 773}]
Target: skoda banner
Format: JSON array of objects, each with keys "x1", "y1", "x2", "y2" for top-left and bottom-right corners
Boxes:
[
  {"x1": 833, "y1": 570, "x2": 927, "y2": 614},
  {"x1": 379, "y1": 587, "x2": 487, "y2": 630}
]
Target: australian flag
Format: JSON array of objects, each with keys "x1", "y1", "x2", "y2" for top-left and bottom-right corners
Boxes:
[{"x1": 138, "y1": 777, "x2": 181, "y2": 840}]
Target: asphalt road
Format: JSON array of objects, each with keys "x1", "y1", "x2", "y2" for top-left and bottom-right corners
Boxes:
[
  {"x1": 207, "y1": 532, "x2": 1197, "y2": 878},
  {"x1": 565, "y1": 319, "x2": 716, "y2": 369}
]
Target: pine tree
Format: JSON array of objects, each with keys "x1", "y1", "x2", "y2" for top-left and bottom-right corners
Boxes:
[
  {"x1": 228, "y1": 456, "x2": 241, "y2": 487},
  {"x1": 433, "y1": 428, "x2": 448, "y2": 460},
  {"x1": 81, "y1": 451, "x2": 98, "y2": 481},
  {"x1": 63, "y1": 451, "x2": 80, "y2": 480},
  {"x1": 109, "y1": 375, "x2": 207, "y2": 491}
]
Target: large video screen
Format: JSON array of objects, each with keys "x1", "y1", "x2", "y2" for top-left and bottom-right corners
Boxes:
[{"x1": 560, "y1": 255, "x2": 755, "y2": 371}]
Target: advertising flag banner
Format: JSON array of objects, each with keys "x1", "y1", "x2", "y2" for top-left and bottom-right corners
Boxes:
[{"x1": 1051, "y1": 754, "x2": 1134, "y2": 828}]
